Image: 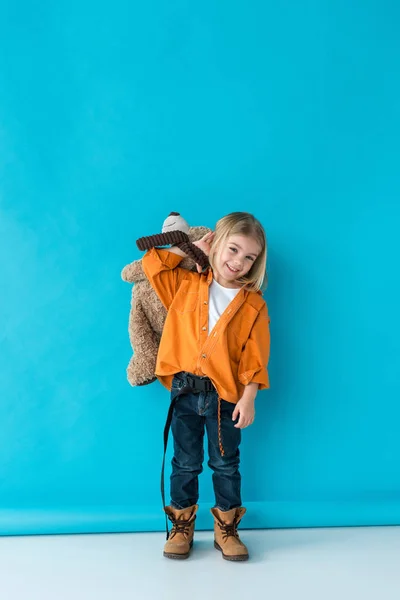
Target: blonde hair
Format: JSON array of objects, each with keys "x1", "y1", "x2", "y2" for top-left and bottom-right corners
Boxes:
[{"x1": 209, "y1": 212, "x2": 267, "y2": 293}]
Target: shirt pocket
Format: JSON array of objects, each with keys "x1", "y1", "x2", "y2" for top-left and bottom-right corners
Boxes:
[
  {"x1": 226, "y1": 313, "x2": 254, "y2": 364},
  {"x1": 232, "y1": 307, "x2": 258, "y2": 345},
  {"x1": 233, "y1": 316, "x2": 254, "y2": 345},
  {"x1": 171, "y1": 280, "x2": 199, "y2": 313}
]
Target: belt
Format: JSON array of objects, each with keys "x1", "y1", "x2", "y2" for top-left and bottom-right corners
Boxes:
[{"x1": 184, "y1": 372, "x2": 214, "y2": 393}]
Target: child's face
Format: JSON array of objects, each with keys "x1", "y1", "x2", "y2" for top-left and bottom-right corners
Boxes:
[{"x1": 213, "y1": 234, "x2": 261, "y2": 288}]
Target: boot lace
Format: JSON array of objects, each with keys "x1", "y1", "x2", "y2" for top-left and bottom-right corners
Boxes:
[
  {"x1": 217, "y1": 521, "x2": 239, "y2": 541},
  {"x1": 168, "y1": 517, "x2": 192, "y2": 540}
]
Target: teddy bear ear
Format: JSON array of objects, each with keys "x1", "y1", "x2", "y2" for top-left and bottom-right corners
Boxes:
[
  {"x1": 162, "y1": 212, "x2": 190, "y2": 234},
  {"x1": 188, "y1": 225, "x2": 211, "y2": 241}
]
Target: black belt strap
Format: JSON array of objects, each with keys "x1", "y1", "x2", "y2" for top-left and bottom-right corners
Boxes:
[
  {"x1": 162, "y1": 395, "x2": 176, "y2": 540},
  {"x1": 161, "y1": 386, "x2": 192, "y2": 539},
  {"x1": 161, "y1": 374, "x2": 214, "y2": 539}
]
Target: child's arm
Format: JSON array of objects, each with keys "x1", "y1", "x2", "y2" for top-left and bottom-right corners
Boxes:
[
  {"x1": 232, "y1": 382, "x2": 258, "y2": 429},
  {"x1": 237, "y1": 303, "x2": 270, "y2": 389},
  {"x1": 167, "y1": 246, "x2": 187, "y2": 258},
  {"x1": 233, "y1": 304, "x2": 271, "y2": 428},
  {"x1": 142, "y1": 232, "x2": 215, "y2": 309},
  {"x1": 170, "y1": 231, "x2": 214, "y2": 272},
  {"x1": 142, "y1": 248, "x2": 187, "y2": 310}
]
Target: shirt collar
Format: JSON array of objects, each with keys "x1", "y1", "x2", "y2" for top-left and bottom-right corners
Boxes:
[{"x1": 205, "y1": 268, "x2": 249, "y2": 301}]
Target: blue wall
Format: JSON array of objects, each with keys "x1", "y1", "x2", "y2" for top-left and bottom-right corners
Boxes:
[{"x1": 0, "y1": 0, "x2": 399, "y2": 535}]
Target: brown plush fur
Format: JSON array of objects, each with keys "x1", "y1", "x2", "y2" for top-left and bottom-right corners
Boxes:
[{"x1": 121, "y1": 225, "x2": 211, "y2": 386}]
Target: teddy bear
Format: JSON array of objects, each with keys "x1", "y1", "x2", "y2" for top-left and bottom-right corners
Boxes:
[{"x1": 121, "y1": 212, "x2": 211, "y2": 386}]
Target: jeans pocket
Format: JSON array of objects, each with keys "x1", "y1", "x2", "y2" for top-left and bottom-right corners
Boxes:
[
  {"x1": 219, "y1": 400, "x2": 241, "y2": 453},
  {"x1": 171, "y1": 373, "x2": 185, "y2": 392}
]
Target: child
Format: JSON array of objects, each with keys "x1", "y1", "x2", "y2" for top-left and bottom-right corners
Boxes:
[{"x1": 142, "y1": 212, "x2": 270, "y2": 561}]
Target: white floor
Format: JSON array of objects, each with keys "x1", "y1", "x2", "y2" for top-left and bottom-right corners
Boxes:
[{"x1": 1, "y1": 526, "x2": 399, "y2": 600}]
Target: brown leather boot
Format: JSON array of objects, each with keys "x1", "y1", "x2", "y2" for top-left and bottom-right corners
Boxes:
[
  {"x1": 211, "y1": 507, "x2": 249, "y2": 561},
  {"x1": 163, "y1": 505, "x2": 198, "y2": 559}
]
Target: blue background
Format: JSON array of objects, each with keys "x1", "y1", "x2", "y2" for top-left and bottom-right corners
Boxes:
[{"x1": 0, "y1": 0, "x2": 399, "y2": 535}]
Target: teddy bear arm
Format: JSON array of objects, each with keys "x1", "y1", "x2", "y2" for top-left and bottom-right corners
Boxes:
[{"x1": 121, "y1": 260, "x2": 145, "y2": 283}]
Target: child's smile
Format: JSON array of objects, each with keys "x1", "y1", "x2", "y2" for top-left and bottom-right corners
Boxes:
[{"x1": 213, "y1": 234, "x2": 261, "y2": 288}]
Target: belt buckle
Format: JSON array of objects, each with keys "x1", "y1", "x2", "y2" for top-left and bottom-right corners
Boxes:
[
  {"x1": 186, "y1": 373, "x2": 213, "y2": 393},
  {"x1": 186, "y1": 374, "x2": 196, "y2": 389},
  {"x1": 199, "y1": 379, "x2": 207, "y2": 392},
  {"x1": 200, "y1": 377, "x2": 212, "y2": 393}
]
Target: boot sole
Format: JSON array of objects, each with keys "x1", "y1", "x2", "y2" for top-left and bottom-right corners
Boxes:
[
  {"x1": 163, "y1": 541, "x2": 193, "y2": 560},
  {"x1": 214, "y1": 541, "x2": 249, "y2": 562}
]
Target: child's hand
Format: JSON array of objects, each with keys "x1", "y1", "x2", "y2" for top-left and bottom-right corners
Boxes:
[
  {"x1": 193, "y1": 231, "x2": 215, "y2": 256},
  {"x1": 193, "y1": 231, "x2": 215, "y2": 273},
  {"x1": 232, "y1": 397, "x2": 255, "y2": 429}
]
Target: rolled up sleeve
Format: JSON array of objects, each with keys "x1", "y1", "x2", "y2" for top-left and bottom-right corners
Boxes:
[
  {"x1": 142, "y1": 248, "x2": 185, "y2": 310},
  {"x1": 238, "y1": 304, "x2": 270, "y2": 390}
]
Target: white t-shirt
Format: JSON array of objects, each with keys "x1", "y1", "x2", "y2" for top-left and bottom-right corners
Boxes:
[{"x1": 208, "y1": 279, "x2": 241, "y2": 334}]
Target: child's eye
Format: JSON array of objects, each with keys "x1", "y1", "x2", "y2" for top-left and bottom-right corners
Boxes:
[
  {"x1": 229, "y1": 247, "x2": 237, "y2": 253},
  {"x1": 246, "y1": 256, "x2": 255, "y2": 261}
]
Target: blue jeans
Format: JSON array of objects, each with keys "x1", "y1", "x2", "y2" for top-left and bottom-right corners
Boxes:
[{"x1": 170, "y1": 372, "x2": 242, "y2": 511}]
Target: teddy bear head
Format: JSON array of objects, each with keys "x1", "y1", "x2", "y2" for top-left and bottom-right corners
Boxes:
[{"x1": 121, "y1": 213, "x2": 211, "y2": 283}]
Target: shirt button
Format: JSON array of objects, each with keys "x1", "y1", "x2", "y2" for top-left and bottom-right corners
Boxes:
[
  {"x1": 204, "y1": 301, "x2": 208, "y2": 305},
  {"x1": 202, "y1": 353, "x2": 207, "y2": 359},
  {"x1": 202, "y1": 326, "x2": 207, "y2": 331}
]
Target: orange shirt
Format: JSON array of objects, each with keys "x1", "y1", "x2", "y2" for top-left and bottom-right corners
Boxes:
[{"x1": 142, "y1": 248, "x2": 270, "y2": 404}]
